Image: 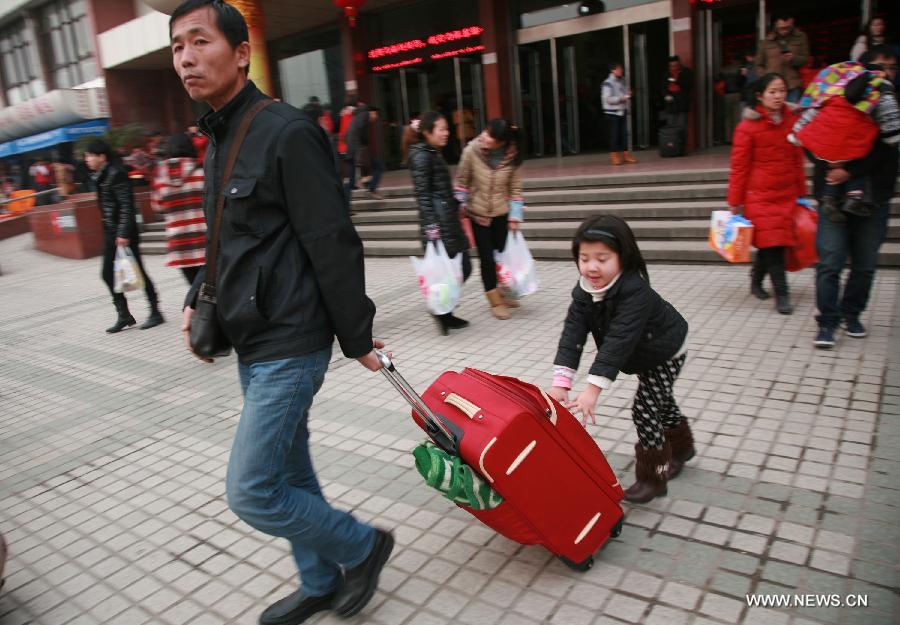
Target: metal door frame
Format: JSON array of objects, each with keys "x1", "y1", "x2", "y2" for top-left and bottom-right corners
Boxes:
[
  {"x1": 399, "y1": 68, "x2": 410, "y2": 123},
  {"x1": 631, "y1": 28, "x2": 649, "y2": 149},
  {"x1": 550, "y1": 38, "x2": 561, "y2": 158},
  {"x1": 561, "y1": 44, "x2": 580, "y2": 154}
]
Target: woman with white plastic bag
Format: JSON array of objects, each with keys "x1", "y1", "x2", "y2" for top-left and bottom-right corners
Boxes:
[
  {"x1": 410, "y1": 240, "x2": 463, "y2": 316},
  {"x1": 85, "y1": 139, "x2": 165, "y2": 333},
  {"x1": 409, "y1": 111, "x2": 472, "y2": 335},
  {"x1": 454, "y1": 118, "x2": 526, "y2": 320},
  {"x1": 494, "y1": 231, "x2": 538, "y2": 299},
  {"x1": 113, "y1": 245, "x2": 145, "y2": 293}
]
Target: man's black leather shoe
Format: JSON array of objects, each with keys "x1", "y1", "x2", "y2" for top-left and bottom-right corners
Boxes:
[
  {"x1": 259, "y1": 589, "x2": 334, "y2": 625},
  {"x1": 333, "y1": 529, "x2": 395, "y2": 618}
]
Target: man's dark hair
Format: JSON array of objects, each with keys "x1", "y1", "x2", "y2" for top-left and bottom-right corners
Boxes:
[
  {"x1": 301, "y1": 101, "x2": 324, "y2": 120},
  {"x1": 84, "y1": 139, "x2": 114, "y2": 159},
  {"x1": 773, "y1": 12, "x2": 794, "y2": 22},
  {"x1": 609, "y1": 61, "x2": 623, "y2": 72},
  {"x1": 860, "y1": 44, "x2": 898, "y2": 65},
  {"x1": 170, "y1": 0, "x2": 249, "y2": 50},
  {"x1": 668, "y1": 55, "x2": 680, "y2": 63},
  {"x1": 165, "y1": 132, "x2": 198, "y2": 159}
]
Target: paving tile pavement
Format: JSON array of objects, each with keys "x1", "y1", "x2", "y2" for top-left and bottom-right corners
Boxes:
[{"x1": 0, "y1": 233, "x2": 898, "y2": 625}]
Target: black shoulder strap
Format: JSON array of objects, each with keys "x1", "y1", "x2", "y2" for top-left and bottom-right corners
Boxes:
[{"x1": 204, "y1": 98, "x2": 271, "y2": 287}]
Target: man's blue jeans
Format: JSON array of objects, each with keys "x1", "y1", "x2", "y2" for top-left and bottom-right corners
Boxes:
[
  {"x1": 815, "y1": 201, "x2": 889, "y2": 329},
  {"x1": 367, "y1": 159, "x2": 384, "y2": 193},
  {"x1": 226, "y1": 347, "x2": 375, "y2": 596}
]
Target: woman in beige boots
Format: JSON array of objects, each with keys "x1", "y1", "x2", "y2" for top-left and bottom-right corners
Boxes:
[{"x1": 454, "y1": 118, "x2": 525, "y2": 320}]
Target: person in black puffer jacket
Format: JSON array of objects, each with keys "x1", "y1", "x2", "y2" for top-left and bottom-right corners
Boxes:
[
  {"x1": 547, "y1": 215, "x2": 693, "y2": 504},
  {"x1": 408, "y1": 111, "x2": 472, "y2": 335},
  {"x1": 85, "y1": 139, "x2": 164, "y2": 334}
]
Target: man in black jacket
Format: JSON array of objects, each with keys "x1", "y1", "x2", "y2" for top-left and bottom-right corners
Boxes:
[
  {"x1": 812, "y1": 46, "x2": 898, "y2": 349},
  {"x1": 170, "y1": 2, "x2": 393, "y2": 623},
  {"x1": 660, "y1": 55, "x2": 694, "y2": 130},
  {"x1": 84, "y1": 139, "x2": 164, "y2": 333}
]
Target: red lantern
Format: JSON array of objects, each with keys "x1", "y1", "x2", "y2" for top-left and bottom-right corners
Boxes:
[{"x1": 334, "y1": 0, "x2": 366, "y2": 27}]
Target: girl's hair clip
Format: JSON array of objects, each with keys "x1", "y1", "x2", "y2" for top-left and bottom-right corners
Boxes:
[{"x1": 585, "y1": 228, "x2": 617, "y2": 241}]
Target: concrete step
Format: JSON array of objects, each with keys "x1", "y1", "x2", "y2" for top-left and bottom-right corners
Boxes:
[
  {"x1": 350, "y1": 183, "x2": 732, "y2": 211},
  {"x1": 352, "y1": 169, "x2": 900, "y2": 202},
  {"x1": 353, "y1": 200, "x2": 900, "y2": 225},
  {"x1": 354, "y1": 168, "x2": 735, "y2": 199},
  {"x1": 356, "y1": 218, "x2": 900, "y2": 241},
  {"x1": 141, "y1": 231, "x2": 167, "y2": 243},
  {"x1": 141, "y1": 241, "x2": 167, "y2": 255},
  {"x1": 362, "y1": 238, "x2": 900, "y2": 266}
]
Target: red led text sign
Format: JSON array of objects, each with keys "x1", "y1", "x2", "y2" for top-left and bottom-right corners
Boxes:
[{"x1": 368, "y1": 26, "x2": 484, "y2": 60}]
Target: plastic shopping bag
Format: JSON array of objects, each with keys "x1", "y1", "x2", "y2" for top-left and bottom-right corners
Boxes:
[
  {"x1": 410, "y1": 240, "x2": 463, "y2": 315},
  {"x1": 708, "y1": 210, "x2": 753, "y2": 263},
  {"x1": 113, "y1": 246, "x2": 145, "y2": 293},
  {"x1": 786, "y1": 199, "x2": 818, "y2": 272},
  {"x1": 495, "y1": 231, "x2": 539, "y2": 298}
]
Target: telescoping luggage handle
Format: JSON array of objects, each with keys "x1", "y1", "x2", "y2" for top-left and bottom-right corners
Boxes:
[{"x1": 376, "y1": 350, "x2": 462, "y2": 455}]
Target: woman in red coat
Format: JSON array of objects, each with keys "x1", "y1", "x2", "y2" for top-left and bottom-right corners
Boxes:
[{"x1": 727, "y1": 72, "x2": 807, "y2": 314}]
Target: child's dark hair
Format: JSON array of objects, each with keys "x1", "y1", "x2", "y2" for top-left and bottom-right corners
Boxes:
[
  {"x1": 572, "y1": 215, "x2": 648, "y2": 282},
  {"x1": 486, "y1": 118, "x2": 523, "y2": 166},
  {"x1": 165, "y1": 132, "x2": 197, "y2": 159},
  {"x1": 417, "y1": 110, "x2": 445, "y2": 141}
]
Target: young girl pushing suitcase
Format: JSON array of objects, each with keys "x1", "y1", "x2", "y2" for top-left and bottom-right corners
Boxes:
[{"x1": 547, "y1": 215, "x2": 695, "y2": 503}]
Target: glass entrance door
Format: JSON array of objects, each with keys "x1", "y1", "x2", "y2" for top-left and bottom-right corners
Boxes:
[
  {"x1": 628, "y1": 18, "x2": 668, "y2": 150},
  {"x1": 554, "y1": 26, "x2": 624, "y2": 156},
  {"x1": 517, "y1": 45, "x2": 545, "y2": 156},
  {"x1": 373, "y1": 72, "x2": 404, "y2": 167},
  {"x1": 372, "y1": 52, "x2": 483, "y2": 166},
  {"x1": 516, "y1": 40, "x2": 554, "y2": 157},
  {"x1": 453, "y1": 56, "x2": 487, "y2": 157},
  {"x1": 402, "y1": 68, "x2": 429, "y2": 120}
]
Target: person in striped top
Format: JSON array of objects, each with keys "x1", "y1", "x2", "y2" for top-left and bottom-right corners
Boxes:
[{"x1": 150, "y1": 133, "x2": 207, "y2": 284}]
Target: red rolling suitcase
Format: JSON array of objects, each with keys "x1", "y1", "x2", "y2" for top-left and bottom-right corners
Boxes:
[{"x1": 377, "y1": 352, "x2": 624, "y2": 570}]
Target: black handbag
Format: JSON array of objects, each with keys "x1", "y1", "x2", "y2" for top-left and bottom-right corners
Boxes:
[{"x1": 189, "y1": 98, "x2": 271, "y2": 358}]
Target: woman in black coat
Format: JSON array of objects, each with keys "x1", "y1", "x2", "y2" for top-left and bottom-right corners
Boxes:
[
  {"x1": 408, "y1": 111, "x2": 471, "y2": 334},
  {"x1": 84, "y1": 139, "x2": 164, "y2": 333}
]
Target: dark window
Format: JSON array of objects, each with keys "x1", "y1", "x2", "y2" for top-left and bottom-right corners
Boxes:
[
  {"x1": 41, "y1": 0, "x2": 97, "y2": 89},
  {"x1": 0, "y1": 19, "x2": 46, "y2": 104}
]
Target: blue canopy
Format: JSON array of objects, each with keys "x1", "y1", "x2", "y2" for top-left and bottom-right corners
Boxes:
[{"x1": 0, "y1": 119, "x2": 110, "y2": 158}]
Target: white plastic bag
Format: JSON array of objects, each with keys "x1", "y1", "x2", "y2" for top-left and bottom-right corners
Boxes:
[
  {"x1": 495, "y1": 231, "x2": 538, "y2": 298},
  {"x1": 410, "y1": 240, "x2": 463, "y2": 315},
  {"x1": 113, "y1": 246, "x2": 145, "y2": 293}
]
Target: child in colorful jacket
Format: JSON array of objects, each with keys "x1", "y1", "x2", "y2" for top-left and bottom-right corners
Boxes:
[{"x1": 789, "y1": 61, "x2": 900, "y2": 222}]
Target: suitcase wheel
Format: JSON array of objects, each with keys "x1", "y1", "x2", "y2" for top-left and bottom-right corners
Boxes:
[
  {"x1": 610, "y1": 518, "x2": 624, "y2": 538},
  {"x1": 558, "y1": 554, "x2": 594, "y2": 572}
]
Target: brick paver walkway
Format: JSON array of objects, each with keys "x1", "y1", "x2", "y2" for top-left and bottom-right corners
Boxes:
[{"x1": 0, "y1": 233, "x2": 897, "y2": 625}]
